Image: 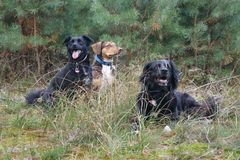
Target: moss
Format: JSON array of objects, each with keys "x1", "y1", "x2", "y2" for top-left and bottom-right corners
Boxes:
[
  {"x1": 41, "y1": 147, "x2": 66, "y2": 160},
  {"x1": 169, "y1": 142, "x2": 210, "y2": 159}
]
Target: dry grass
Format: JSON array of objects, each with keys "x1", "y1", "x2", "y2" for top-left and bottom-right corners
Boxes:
[{"x1": 0, "y1": 65, "x2": 240, "y2": 159}]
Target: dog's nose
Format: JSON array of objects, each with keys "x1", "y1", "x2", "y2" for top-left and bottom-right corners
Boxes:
[
  {"x1": 73, "y1": 44, "x2": 77, "y2": 48},
  {"x1": 118, "y1": 48, "x2": 123, "y2": 53},
  {"x1": 161, "y1": 68, "x2": 168, "y2": 74}
]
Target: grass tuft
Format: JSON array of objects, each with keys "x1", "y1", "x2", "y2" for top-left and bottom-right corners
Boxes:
[{"x1": 0, "y1": 66, "x2": 239, "y2": 159}]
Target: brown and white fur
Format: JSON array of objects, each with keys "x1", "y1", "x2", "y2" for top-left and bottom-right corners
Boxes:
[{"x1": 91, "y1": 41, "x2": 122, "y2": 90}]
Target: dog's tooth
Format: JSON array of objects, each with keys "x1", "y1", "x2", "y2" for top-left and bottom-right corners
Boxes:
[{"x1": 160, "y1": 79, "x2": 167, "y2": 83}]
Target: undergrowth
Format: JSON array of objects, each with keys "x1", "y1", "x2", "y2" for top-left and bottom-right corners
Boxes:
[{"x1": 0, "y1": 65, "x2": 239, "y2": 159}]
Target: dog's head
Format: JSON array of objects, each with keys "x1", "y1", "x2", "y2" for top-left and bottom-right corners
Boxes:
[
  {"x1": 64, "y1": 35, "x2": 93, "y2": 61},
  {"x1": 91, "y1": 41, "x2": 122, "y2": 60},
  {"x1": 140, "y1": 60, "x2": 180, "y2": 90}
]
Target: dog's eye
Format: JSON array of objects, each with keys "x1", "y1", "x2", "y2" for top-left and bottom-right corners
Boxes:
[
  {"x1": 71, "y1": 39, "x2": 74, "y2": 43},
  {"x1": 77, "y1": 39, "x2": 84, "y2": 45}
]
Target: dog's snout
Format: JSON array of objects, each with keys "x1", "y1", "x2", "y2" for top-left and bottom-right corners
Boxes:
[
  {"x1": 118, "y1": 48, "x2": 123, "y2": 54},
  {"x1": 161, "y1": 68, "x2": 168, "y2": 74},
  {"x1": 73, "y1": 44, "x2": 77, "y2": 48}
]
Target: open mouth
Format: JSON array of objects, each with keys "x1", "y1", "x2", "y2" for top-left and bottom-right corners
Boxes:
[
  {"x1": 155, "y1": 76, "x2": 168, "y2": 86},
  {"x1": 72, "y1": 50, "x2": 82, "y2": 59}
]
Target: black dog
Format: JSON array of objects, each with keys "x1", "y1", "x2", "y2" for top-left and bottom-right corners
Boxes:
[
  {"x1": 136, "y1": 60, "x2": 216, "y2": 121},
  {"x1": 25, "y1": 35, "x2": 93, "y2": 105}
]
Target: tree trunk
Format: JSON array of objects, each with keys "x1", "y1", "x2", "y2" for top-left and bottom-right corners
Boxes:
[{"x1": 33, "y1": 15, "x2": 41, "y2": 74}]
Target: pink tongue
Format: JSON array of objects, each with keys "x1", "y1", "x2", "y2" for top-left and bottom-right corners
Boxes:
[{"x1": 72, "y1": 51, "x2": 79, "y2": 59}]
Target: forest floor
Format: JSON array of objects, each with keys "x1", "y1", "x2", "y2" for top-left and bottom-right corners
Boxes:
[{"x1": 0, "y1": 66, "x2": 240, "y2": 160}]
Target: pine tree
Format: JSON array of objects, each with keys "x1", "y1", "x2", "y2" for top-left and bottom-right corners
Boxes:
[{"x1": 171, "y1": 0, "x2": 240, "y2": 73}]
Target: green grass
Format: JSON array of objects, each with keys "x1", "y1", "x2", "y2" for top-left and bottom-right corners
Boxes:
[{"x1": 0, "y1": 66, "x2": 240, "y2": 159}]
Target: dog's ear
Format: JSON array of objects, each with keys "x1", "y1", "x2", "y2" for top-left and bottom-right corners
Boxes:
[
  {"x1": 170, "y1": 60, "x2": 180, "y2": 90},
  {"x1": 91, "y1": 42, "x2": 103, "y2": 55},
  {"x1": 63, "y1": 36, "x2": 72, "y2": 46},
  {"x1": 81, "y1": 35, "x2": 94, "y2": 46},
  {"x1": 140, "y1": 61, "x2": 153, "y2": 83}
]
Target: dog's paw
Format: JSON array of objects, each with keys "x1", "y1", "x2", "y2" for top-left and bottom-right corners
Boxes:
[
  {"x1": 37, "y1": 97, "x2": 43, "y2": 103},
  {"x1": 131, "y1": 122, "x2": 140, "y2": 135},
  {"x1": 130, "y1": 117, "x2": 141, "y2": 135},
  {"x1": 42, "y1": 92, "x2": 54, "y2": 106},
  {"x1": 83, "y1": 77, "x2": 91, "y2": 86}
]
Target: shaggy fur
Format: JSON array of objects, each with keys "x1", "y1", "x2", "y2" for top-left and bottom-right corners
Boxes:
[
  {"x1": 136, "y1": 60, "x2": 216, "y2": 121},
  {"x1": 25, "y1": 35, "x2": 93, "y2": 105}
]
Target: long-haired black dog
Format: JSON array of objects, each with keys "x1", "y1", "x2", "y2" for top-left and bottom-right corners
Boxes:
[
  {"x1": 25, "y1": 35, "x2": 93, "y2": 105},
  {"x1": 136, "y1": 60, "x2": 216, "y2": 121}
]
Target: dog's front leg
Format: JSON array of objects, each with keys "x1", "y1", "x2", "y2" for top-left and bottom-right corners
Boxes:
[
  {"x1": 82, "y1": 77, "x2": 92, "y2": 86},
  {"x1": 42, "y1": 87, "x2": 54, "y2": 106},
  {"x1": 82, "y1": 65, "x2": 93, "y2": 87},
  {"x1": 137, "y1": 92, "x2": 153, "y2": 121},
  {"x1": 132, "y1": 92, "x2": 151, "y2": 133}
]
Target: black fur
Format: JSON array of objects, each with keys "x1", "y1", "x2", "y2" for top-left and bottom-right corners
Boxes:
[
  {"x1": 137, "y1": 60, "x2": 216, "y2": 121},
  {"x1": 25, "y1": 35, "x2": 94, "y2": 105}
]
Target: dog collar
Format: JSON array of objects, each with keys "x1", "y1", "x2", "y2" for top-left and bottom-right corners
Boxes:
[
  {"x1": 71, "y1": 54, "x2": 89, "y2": 73},
  {"x1": 95, "y1": 55, "x2": 112, "y2": 66}
]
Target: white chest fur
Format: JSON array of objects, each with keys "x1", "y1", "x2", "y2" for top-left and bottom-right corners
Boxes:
[{"x1": 101, "y1": 65, "x2": 115, "y2": 88}]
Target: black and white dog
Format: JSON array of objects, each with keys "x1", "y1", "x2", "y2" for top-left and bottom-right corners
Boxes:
[
  {"x1": 25, "y1": 35, "x2": 93, "y2": 105},
  {"x1": 136, "y1": 60, "x2": 216, "y2": 121}
]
